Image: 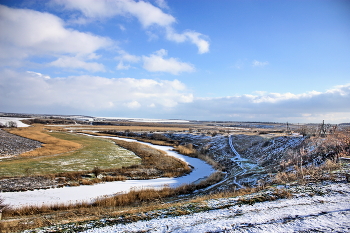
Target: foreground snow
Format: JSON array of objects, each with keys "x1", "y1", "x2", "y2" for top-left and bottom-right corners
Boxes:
[
  {"x1": 0, "y1": 117, "x2": 30, "y2": 127},
  {"x1": 83, "y1": 182, "x2": 350, "y2": 233},
  {"x1": 1, "y1": 136, "x2": 215, "y2": 208}
]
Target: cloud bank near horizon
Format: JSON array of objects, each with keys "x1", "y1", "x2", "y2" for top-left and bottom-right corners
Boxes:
[{"x1": 1, "y1": 70, "x2": 349, "y2": 123}]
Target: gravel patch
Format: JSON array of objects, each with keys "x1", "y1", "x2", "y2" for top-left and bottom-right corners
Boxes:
[{"x1": 0, "y1": 129, "x2": 42, "y2": 157}]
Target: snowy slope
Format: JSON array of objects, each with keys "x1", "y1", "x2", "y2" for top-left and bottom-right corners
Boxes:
[
  {"x1": 83, "y1": 183, "x2": 350, "y2": 233},
  {"x1": 30, "y1": 182, "x2": 350, "y2": 233}
]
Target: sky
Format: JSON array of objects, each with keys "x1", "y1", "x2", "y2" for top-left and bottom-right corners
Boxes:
[{"x1": 0, "y1": 0, "x2": 349, "y2": 123}]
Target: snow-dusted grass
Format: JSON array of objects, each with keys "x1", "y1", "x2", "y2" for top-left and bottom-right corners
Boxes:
[
  {"x1": 22, "y1": 182, "x2": 350, "y2": 233},
  {"x1": 0, "y1": 132, "x2": 140, "y2": 177},
  {"x1": 80, "y1": 183, "x2": 350, "y2": 233}
]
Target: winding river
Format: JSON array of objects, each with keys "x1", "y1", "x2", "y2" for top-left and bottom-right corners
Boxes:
[{"x1": 1, "y1": 135, "x2": 215, "y2": 208}]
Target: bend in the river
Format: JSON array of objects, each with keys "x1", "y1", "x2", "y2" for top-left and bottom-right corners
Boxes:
[{"x1": 1, "y1": 134, "x2": 216, "y2": 208}]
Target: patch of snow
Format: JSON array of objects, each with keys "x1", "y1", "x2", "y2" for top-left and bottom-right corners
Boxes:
[
  {"x1": 83, "y1": 183, "x2": 350, "y2": 233},
  {"x1": 0, "y1": 117, "x2": 30, "y2": 127}
]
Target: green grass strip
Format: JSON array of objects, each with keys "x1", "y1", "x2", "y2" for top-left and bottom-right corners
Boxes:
[{"x1": 0, "y1": 132, "x2": 141, "y2": 177}]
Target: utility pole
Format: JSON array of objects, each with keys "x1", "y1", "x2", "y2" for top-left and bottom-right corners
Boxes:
[
  {"x1": 319, "y1": 120, "x2": 327, "y2": 137},
  {"x1": 286, "y1": 122, "x2": 291, "y2": 135}
]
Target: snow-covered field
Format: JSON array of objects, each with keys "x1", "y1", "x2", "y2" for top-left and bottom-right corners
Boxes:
[
  {"x1": 0, "y1": 117, "x2": 30, "y2": 127},
  {"x1": 28, "y1": 182, "x2": 350, "y2": 233},
  {"x1": 81, "y1": 182, "x2": 350, "y2": 233},
  {"x1": 1, "y1": 135, "x2": 215, "y2": 208}
]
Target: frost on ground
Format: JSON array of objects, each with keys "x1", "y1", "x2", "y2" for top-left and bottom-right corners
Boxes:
[
  {"x1": 84, "y1": 183, "x2": 350, "y2": 233},
  {"x1": 31, "y1": 182, "x2": 350, "y2": 233},
  {"x1": 166, "y1": 133, "x2": 307, "y2": 190}
]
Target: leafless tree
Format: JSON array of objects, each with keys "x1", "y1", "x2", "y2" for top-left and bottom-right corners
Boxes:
[{"x1": 6, "y1": 121, "x2": 17, "y2": 128}]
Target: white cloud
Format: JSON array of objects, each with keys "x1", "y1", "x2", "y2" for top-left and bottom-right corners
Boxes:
[
  {"x1": 0, "y1": 5, "x2": 112, "y2": 68},
  {"x1": 50, "y1": 0, "x2": 210, "y2": 54},
  {"x1": 0, "y1": 5, "x2": 112, "y2": 54},
  {"x1": 27, "y1": 71, "x2": 51, "y2": 80},
  {"x1": 119, "y1": 24, "x2": 126, "y2": 31},
  {"x1": 122, "y1": 0, "x2": 175, "y2": 28},
  {"x1": 115, "y1": 49, "x2": 196, "y2": 73},
  {"x1": 116, "y1": 50, "x2": 140, "y2": 63},
  {"x1": 154, "y1": 0, "x2": 170, "y2": 9},
  {"x1": 0, "y1": 70, "x2": 193, "y2": 114},
  {"x1": 166, "y1": 28, "x2": 210, "y2": 54},
  {"x1": 49, "y1": 56, "x2": 106, "y2": 72},
  {"x1": 116, "y1": 61, "x2": 131, "y2": 70},
  {"x1": 115, "y1": 50, "x2": 141, "y2": 70},
  {"x1": 182, "y1": 84, "x2": 350, "y2": 123},
  {"x1": 125, "y1": 101, "x2": 141, "y2": 109},
  {"x1": 142, "y1": 49, "x2": 195, "y2": 75},
  {"x1": 252, "y1": 60, "x2": 269, "y2": 67},
  {"x1": 1, "y1": 69, "x2": 349, "y2": 123},
  {"x1": 51, "y1": 0, "x2": 122, "y2": 19},
  {"x1": 52, "y1": 0, "x2": 175, "y2": 27}
]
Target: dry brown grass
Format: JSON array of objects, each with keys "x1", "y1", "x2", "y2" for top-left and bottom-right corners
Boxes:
[
  {"x1": 322, "y1": 129, "x2": 350, "y2": 158},
  {"x1": 5, "y1": 125, "x2": 82, "y2": 157},
  {"x1": 102, "y1": 175, "x2": 127, "y2": 182},
  {"x1": 110, "y1": 139, "x2": 191, "y2": 177},
  {"x1": 236, "y1": 188, "x2": 292, "y2": 206},
  {"x1": 55, "y1": 124, "x2": 190, "y2": 133},
  {"x1": 175, "y1": 144, "x2": 196, "y2": 155},
  {"x1": 132, "y1": 137, "x2": 175, "y2": 146},
  {"x1": 79, "y1": 131, "x2": 179, "y2": 149},
  {"x1": 91, "y1": 130, "x2": 179, "y2": 146},
  {"x1": 273, "y1": 159, "x2": 342, "y2": 185}
]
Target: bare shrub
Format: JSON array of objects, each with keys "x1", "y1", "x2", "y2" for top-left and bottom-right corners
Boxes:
[
  {"x1": 6, "y1": 121, "x2": 18, "y2": 128},
  {"x1": 324, "y1": 129, "x2": 350, "y2": 158},
  {"x1": 102, "y1": 175, "x2": 127, "y2": 182},
  {"x1": 273, "y1": 172, "x2": 297, "y2": 184},
  {"x1": 92, "y1": 166, "x2": 101, "y2": 177},
  {"x1": 195, "y1": 171, "x2": 225, "y2": 189},
  {"x1": 274, "y1": 159, "x2": 342, "y2": 185},
  {"x1": 175, "y1": 144, "x2": 196, "y2": 155},
  {"x1": 272, "y1": 188, "x2": 293, "y2": 199},
  {"x1": 320, "y1": 159, "x2": 341, "y2": 171},
  {"x1": 79, "y1": 179, "x2": 100, "y2": 185}
]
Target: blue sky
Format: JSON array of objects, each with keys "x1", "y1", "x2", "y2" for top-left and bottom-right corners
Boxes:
[{"x1": 0, "y1": 0, "x2": 349, "y2": 123}]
